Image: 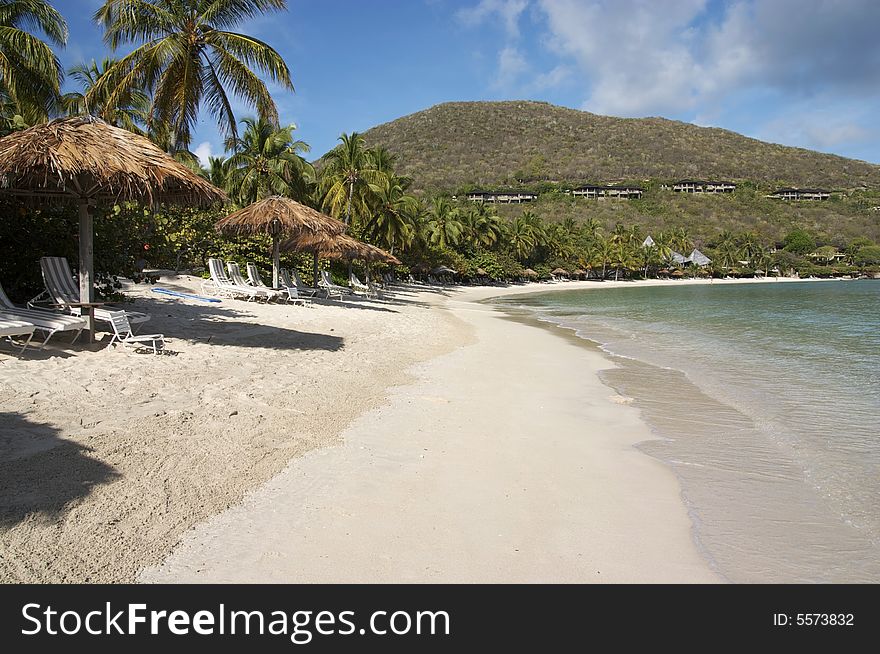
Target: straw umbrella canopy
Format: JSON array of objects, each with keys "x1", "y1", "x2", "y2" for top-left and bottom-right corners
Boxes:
[
  {"x1": 216, "y1": 195, "x2": 345, "y2": 288},
  {"x1": 551, "y1": 267, "x2": 569, "y2": 276},
  {"x1": 358, "y1": 242, "x2": 401, "y2": 266},
  {"x1": 281, "y1": 231, "x2": 399, "y2": 283},
  {"x1": 523, "y1": 268, "x2": 538, "y2": 278},
  {"x1": 0, "y1": 116, "x2": 226, "y2": 304}
]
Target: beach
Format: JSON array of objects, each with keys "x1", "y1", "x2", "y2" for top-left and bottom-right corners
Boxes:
[
  {"x1": 0, "y1": 276, "x2": 461, "y2": 582},
  {"x1": 2, "y1": 275, "x2": 819, "y2": 583}
]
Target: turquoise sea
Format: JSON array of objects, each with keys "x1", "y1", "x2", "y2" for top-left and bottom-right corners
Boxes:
[{"x1": 497, "y1": 280, "x2": 880, "y2": 582}]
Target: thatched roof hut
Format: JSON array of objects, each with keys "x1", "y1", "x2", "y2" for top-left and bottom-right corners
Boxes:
[
  {"x1": 0, "y1": 116, "x2": 225, "y2": 306},
  {"x1": 216, "y1": 196, "x2": 344, "y2": 287}
]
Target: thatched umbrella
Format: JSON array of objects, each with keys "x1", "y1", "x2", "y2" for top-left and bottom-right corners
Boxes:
[
  {"x1": 280, "y1": 231, "x2": 399, "y2": 284},
  {"x1": 523, "y1": 268, "x2": 538, "y2": 278},
  {"x1": 358, "y1": 242, "x2": 401, "y2": 266},
  {"x1": 551, "y1": 267, "x2": 569, "y2": 276},
  {"x1": 216, "y1": 195, "x2": 345, "y2": 288},
  {"x1": 0, "y1": 117, "x2": 225, "y2": 306}
]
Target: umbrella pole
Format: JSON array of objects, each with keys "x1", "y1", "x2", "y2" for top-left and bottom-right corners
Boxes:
[
  {"x1": 78, "y1": 200, "x2": 95, "y2": 342},
  {"x1": 272, "y1": 234, "x2": 280, "y2": 289},
  {"x1": 312, "y1": 251, "x2": 319, "y2": 287}
]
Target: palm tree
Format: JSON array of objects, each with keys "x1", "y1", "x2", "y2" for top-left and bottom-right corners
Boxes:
[
  {"x1": 593, "y1": 237, "x2": 614, "y2": 279},
  {"x1": 206, "y1": 156, "x2": 229, "y2": 189},
  {"x1": 62, "y1": 58, "x2": 149, "y2": 133},
  {"x1": 460, "y1": 204, "x2": 503, "y2": 250},
  {"x1": 714, "y1": 230, "x2": 741, "y2": 270},
  {"x1": 363, "y1": 174, "x2": 417, "y2": 254},
  {"x1": 520, "y1": 211, "x2": 547, "y2": 250},
  {"x1": 651, "y1": 233, "x2": 672, "y2": 268},
  {"x1": 610, "y1": 239, "x2": 634, "y2": 281},
  {"x1": 0, "y1": 0, "x2": 68, "y2": 125},
  {"x1": 752, "y1": 244, "x2": 771, "y2": 276},
  {"x1": 225, "y1": 117, "x2": 313, "y2": 205},
  {"x1": 92, "y1": 0, "x2": 293, "y2": 150},
  {"x1": 320, "y1": 132, "x2": 384, "y2": 227},
  {"x1": 425, "y1": 197, "x2": 462, "y2": 249},
  {"x1": 544, "y1": 223, "x2": 574, "y2": 260},
  {"x1": 671, "y1": 226, "x2": 693, "y2": 254},
  {"x1": 506, "y1": 216, "x2": 536, "y2": 262},
  {"x1": 640, "y1": 244, "x2": 659, "y2": 277},
  {"x1": 581, "y1": 216, "x2": 602, "y2": 241},
  {"x1": 368, "y1": 145, "x2": 398, "y2": 176},
  {"x1": 737, "y1": 230, "x2": 762, "y2": 262},
  {"x1": 472, "y1": 205, "x2": 503, "y2": 249}
]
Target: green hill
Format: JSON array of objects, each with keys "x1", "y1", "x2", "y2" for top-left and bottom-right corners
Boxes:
[
  {"x1": 360, "y1": 101, "x2": 880, "y2": 243},
  {"x1": 361, "y1": 100, "x2": 880, "y2": 192}
]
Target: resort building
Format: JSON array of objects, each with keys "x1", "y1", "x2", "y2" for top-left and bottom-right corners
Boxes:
[
  {"x1": 672, "y1": 180, "x2": 736, "y2": 194},
  {"x1": 768, "y1": 188, "x2": 831, "y2": 201},
  {"x1": 570, "y1": 184, "x2": 643, "y2": 199},
  {"x1": 466, "y1": 190, "x2": 538, "y2": 204}
]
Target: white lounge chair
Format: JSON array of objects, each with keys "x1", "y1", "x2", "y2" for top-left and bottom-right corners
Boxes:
[
  {"x1": 33, "y1": 256, "x2": 150, "y2": 326},
  {"x1": 269, "y1": 268, "x2": 313, "y2": 307},
  {"x1": 368, "y1": 281, "x2": 383, "y2": 299},
  {"x1": 227, "y1": 262, "x2": 276, "y2": 301},
  {"x1": 202, "y1": 258, "x2": 264, "y2": 301},
  {"x1": 349, "y1": 272, "x2": 370, "y2": 294},
  {"x1": 0, "y1": 282, "x2": 86, "y2": 347},
  {"x1": 282, "y1": 268, "x2": 318, "y2": 298},
  {"x1": 318, "y1": 270, "x2": 351, "y2": 299},
  {"x1": 0, "y1": 318, "x2": 35, "y2": 354},
  {"x1": 107, "y1": 311, "x2": 165, "y2": 354},
  {"x1": 244, "y1": 262, "x2": 287, "y2": 302}
]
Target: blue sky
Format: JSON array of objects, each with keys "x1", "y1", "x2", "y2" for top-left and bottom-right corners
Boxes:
[{"x1": 57, "y1": 0, "x2": 880, "y2": 166}]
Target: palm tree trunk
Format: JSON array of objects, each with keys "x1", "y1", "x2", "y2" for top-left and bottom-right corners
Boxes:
[{"x1": 345, "y1": 179, "x2": 354, "y2": 226}]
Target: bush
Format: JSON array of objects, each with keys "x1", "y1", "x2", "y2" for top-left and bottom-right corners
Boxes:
[
  {"x1": 853, "y1": 245, "x2": 880, "y2": 266},
  {"x1": 783, "y1": 228, "x2": 816, "y2": 255}
]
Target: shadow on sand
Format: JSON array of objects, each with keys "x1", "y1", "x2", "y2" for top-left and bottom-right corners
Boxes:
[
  {"x1": 100, "y1": 297, "x2": 347, "y2": 353},
  {"x1": 0, "y1": 411, "x2": 119, "y2": 527}
]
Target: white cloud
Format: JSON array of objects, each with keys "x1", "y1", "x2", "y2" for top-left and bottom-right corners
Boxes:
[
  {"x1": 532, "y1": 64, "x2": 571, "y2": 91},
  {"x1": 193, "y1": 142, "x2": 214, "y2": 167},
  {"x1": 457, "y1": 0, "x2": 530, "y2": 38},
  {"x1": 494, "y1": 46, "x2": 529, "y2": 88},
  {"x1": 529, "y1": 0, "x2": 880, "y2": 117},
  {"x1": 538, "y1": 0, "x2": 708, "y2": 116},
  {"x1": 757, "y1": 106, "x2": 876, "y2": 154}
]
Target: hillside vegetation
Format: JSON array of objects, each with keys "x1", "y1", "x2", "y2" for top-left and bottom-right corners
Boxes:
[
  {"x1": 361, "y1": 101, "x2": 880, "y2": 193},
  {"x1": 488, "y1": 183, "x2": 880, "y2": 245}
]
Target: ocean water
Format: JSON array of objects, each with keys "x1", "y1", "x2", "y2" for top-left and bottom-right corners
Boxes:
[{"x1": 496, "y1": 280, "x2": 880, "y2": 582}]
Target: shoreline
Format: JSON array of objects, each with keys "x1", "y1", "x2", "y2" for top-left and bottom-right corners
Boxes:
[
  {"x1": 141, "y1": 281, "x2": 721, "y2": 583},
  {"x1": 485, "y1": 277, "x2": 880, "y2": 582},
  {"x1": 4, "y1": 274, "x2": 860, "y2": 583}
]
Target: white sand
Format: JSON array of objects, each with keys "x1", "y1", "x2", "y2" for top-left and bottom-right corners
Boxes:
[
  {"x1": 140, "y1": 280, "x2": 727, "y2": 583},
  {"x1": 5, "y1": 274, "x2": 814, "y2": 583},
  {"x1": 0, "y1": 275, "x2": 461, "y2": 582}
]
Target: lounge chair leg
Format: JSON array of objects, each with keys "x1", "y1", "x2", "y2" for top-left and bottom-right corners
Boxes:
[{"x1": 17, "y1": 333, "x2": 33, "y2": 355}]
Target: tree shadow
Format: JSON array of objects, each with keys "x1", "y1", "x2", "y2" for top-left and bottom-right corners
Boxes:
[{"x1": 0, "y1": 412, "x2": 120, "y2": 527}]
